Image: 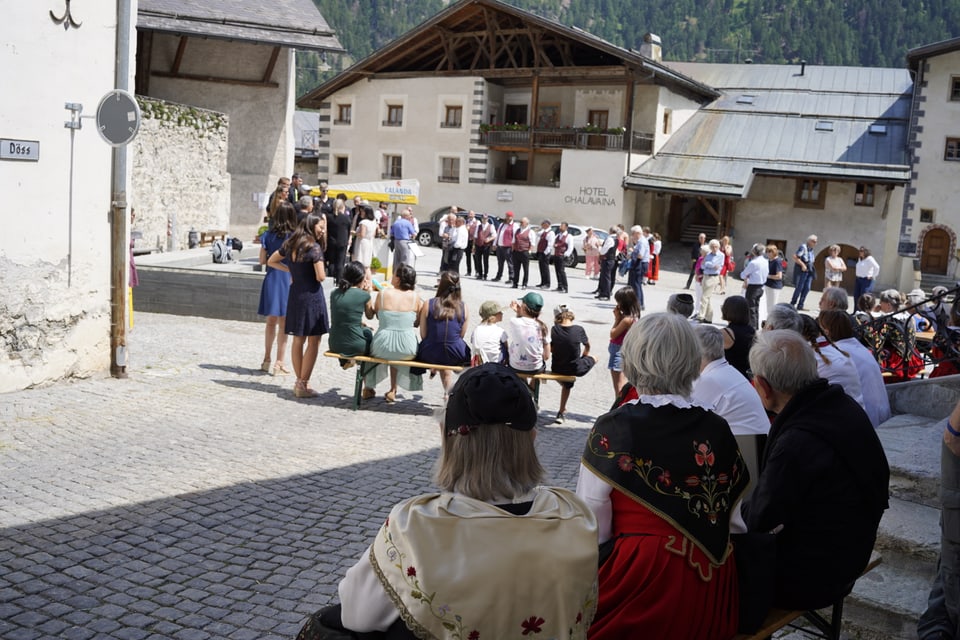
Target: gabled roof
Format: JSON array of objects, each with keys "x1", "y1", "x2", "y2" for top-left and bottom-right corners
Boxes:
[
  {"x1": 624, "y1": 63, "x2": 912, "y2": 198},
  {"x1": 138, "y1": 0, "x2": 343, "y2": 52},
  {"x1": 297, "y1": 0, "x2": 717, "y2": 109},
  {"x1": 907, "y1": 36, "x2": 960, "y2": 69}
]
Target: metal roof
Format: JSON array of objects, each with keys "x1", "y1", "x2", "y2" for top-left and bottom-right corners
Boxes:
[
  {"x1": 138, "y1": 0, "x2": 343, "y2": 52},
  {"x1": 625, "y1": 63, "x2": 912, "y2": 198}
]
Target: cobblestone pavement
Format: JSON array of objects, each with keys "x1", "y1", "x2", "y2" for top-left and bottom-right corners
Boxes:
[{"x1": 0, "y1": 245, "x2": 820, "y2": 639}]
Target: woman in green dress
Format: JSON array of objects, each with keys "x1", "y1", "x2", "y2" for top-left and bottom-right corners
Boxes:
[
  {"x1": 365, "y1": 264, "x2": 423, "y2": 403},
  {"x1": 328, "y1": 261, "x2": 376, "y2": 378}
]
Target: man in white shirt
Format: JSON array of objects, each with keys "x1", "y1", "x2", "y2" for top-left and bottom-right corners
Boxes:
[
  {"x1": 448, "y1": 216, "x2": 469, "y2": 274},
  {"x1": 493, "y1": 211, "x2": 517, "y2": 282},
  {"x1": 698, "y1": 239, "x2": 725, "y2": 323},
  {"x1": 854, "y1": 246, "x2": 881, "y2": 309},
  {"x1": 535, "y1": 220, "x2": 555, "y2": 289},
  {"x1": 741, "y1": 243, "x2": 770, "y2": 329}
]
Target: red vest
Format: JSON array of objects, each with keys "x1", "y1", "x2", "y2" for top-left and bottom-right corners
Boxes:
[
  {"x1": 514, "y1": 227, "x2": 532, "y2": 252},
  {"x1": 537, "y1": 231, "x2": 549, "y2": 253},
  {"x1": 554, "y1": 232, "x2": 568, "y2": 257}
]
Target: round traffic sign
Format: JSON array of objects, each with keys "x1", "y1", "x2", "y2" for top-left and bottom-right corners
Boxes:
[{"x1": 96, "y1": 89, "x2": 141, "y2": 146}]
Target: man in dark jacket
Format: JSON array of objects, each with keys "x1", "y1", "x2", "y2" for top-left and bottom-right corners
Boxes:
[
  {"x1": 743, "y1": 329, "x2": 890, "y2": 610},
  {"x1": 325, "y1": 204, "x2": 352, "y2": 282}
]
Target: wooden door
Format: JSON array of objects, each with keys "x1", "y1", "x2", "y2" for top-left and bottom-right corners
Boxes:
[{"x1": 922, "y1": 229, "x2": 950, "y2": 275}]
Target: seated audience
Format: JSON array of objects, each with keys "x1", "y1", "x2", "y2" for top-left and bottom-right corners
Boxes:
[
  {"x1": 931, "y1": 296, "x2": 960, "y2": 378},
  {"x1": 818, "y1": 309, "x2": 891, "y2": 427},
  {"x1": 328, "y1": 261, "x2": 376, "y2": 372},
  {"x1": 690, "y1": 324, "x2": 770, "y2": 437},
  {"x1": 798, "y1": 314, "x2": 865, "y2": 410},
  {"x1": 870, "y1": 289, "x2": 925, "y2": 381},
  {"x1": 415, "y1": 271, "x2": 471, "y2": 393},
  {"x1": 742, "y1": 330, "x2": 889, "y2": 610},
  {"x1": 550, "y1": 305, "x2": 598, "y2": 424},
  {"x1": 469, "y1": 301, "x2": 506, "y2": 364},
  {"x1": 578, "y1": 313, "x2": 748, "y2": 640},
  {"x1": 503, "y1": 292, "x2": 551, "y2": 378},
  {"x1": 298, "y1": 364, "x2": 599, "y2": 640},
  {"x1": 819, "y1": 286, "x2": 850, "y2": 313},
  {"x1": 764, "y1": 303, "x2": 802, "y2": 333},
  {"x1": 365, "y1": 264, "x2": 422, "y2": 403},
  {"x1": 666, "y1": 292, "x2": 695, "y2": 318}
]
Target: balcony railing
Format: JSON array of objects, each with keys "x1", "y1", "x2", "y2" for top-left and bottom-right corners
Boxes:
[
  {"x1": 381, "y1": 172, "x2": 402, "y2": 179},
  {"x1": 480, "y1": 128, "x2": 654, "y2": 154},
  {"x1": 382, "y1": 120, "x2": 403, "y2": 127}
]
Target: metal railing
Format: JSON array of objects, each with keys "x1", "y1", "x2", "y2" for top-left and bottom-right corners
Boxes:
[{"x1": 480, "y1": 128, "x2": 654, "y2": 154}]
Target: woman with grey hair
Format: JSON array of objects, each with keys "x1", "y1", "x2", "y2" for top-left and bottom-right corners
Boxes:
[
  {"x1": 300, "y1": 364, "x2": 599, "y2": 640},
  {"x1": 577, "y1": 313, "x2": 748, "y2": 639}
]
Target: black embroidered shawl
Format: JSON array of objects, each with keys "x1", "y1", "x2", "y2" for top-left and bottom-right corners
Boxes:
[{"x1": 582, "y1": 401, "x2": 748, "y2": 564}]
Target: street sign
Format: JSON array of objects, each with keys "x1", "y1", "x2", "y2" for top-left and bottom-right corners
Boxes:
[
  {"x1": 96, "y1": 89, "x2": 141, "y2": 147},
  {"x1": 0, "y1": 139, "x2": 39, "y2": 161}
]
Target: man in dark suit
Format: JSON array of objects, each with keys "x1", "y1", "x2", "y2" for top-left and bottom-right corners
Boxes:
[
  {"x1": 288, "y1": 173, "x2": 304, "y2": 205},
  {"x1": 326, "y1": 203, "x2": 352, "y2": 282}
]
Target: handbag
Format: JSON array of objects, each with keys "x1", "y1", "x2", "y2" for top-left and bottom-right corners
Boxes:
[
  {"x1": 617, "y1": 257, "x2": 634, "y2": 276},
  {"x1": 731, "y1": 532, "x2": 777, "y2": 633}
]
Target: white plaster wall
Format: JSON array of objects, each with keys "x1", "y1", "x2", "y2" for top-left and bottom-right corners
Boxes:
[
  {"x1": 910, "y1": 49, "x2": 960, "y2": 278},
  {"x1": 0, "y1": 3, "x2": 127, "y2": 391},
  {"x1": 146, "y1": 35, "x2": 294, "y2": 238},
  {"x1": 736, "y1": 176, "x2": 906, "y2": 288}
]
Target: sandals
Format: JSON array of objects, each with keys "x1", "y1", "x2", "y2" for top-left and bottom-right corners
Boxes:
[
  {"x1": 361, "y1": 387, "x2": 376, "y2": 400},
  {"x1": 261, "y1": 358, "x2": 272, "y2": 372},
  {"x1": 385, "y1": 390, "x2": 396, "y2": 404},
  {"x1": 273, "y1": 362, "x2": 291, "y2": 376},
  {"x1": 294, "y1": 379, "x2": 319, "y2": 398}
]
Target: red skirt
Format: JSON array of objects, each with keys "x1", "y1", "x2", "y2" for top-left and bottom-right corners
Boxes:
[
  {"x1": 589, "y1": 492, "x2": 739, "y2": 640},
  {"x1": 647, "y1": 254, "x2": 660, "y2": 281}
]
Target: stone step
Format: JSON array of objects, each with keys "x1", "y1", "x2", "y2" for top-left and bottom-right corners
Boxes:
[
  {"x1": 844, "y1": 553, "x2": 934, "y2": 640},
  {"x1": 875, "y1": 496, "x2": 941, "y2": 563},
  {"x1": 877, "y1": 412, "x2": 944, "y2": 508}
]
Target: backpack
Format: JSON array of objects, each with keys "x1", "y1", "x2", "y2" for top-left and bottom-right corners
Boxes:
[
  {"x1": 229, "y1": 237, "x2": 244, "y2": 253},
  {"x1": 212, "y1": 239, "x2": 232, "y2": 263}
]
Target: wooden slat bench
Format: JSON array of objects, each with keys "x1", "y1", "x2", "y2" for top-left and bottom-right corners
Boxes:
[
  {"x1": 733, "y1": 550, "x2": 882, "y2": 640},
  {"x1": 323, "y1": 352, "x2": 575, "y2": 410},
  {"x1": 199, "y1": 230, "x2": 228, "y2": 247}
]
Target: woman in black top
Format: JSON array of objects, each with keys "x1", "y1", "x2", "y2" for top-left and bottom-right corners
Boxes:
[{"x1": 720, "y1": 295, "x2": 755, "y2": 379}]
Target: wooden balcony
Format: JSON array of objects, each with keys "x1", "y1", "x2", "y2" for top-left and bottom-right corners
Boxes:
[{"x1": 480, "y1": 129, "x2": 654, "y2": 154}]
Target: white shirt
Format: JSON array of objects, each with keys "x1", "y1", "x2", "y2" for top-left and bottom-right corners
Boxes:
[
  {"x1": 453, "y1": 225, "x2": 469, "y2": 249},
  {"x1": 599, "y1": 234, "x2": 616, "y2": 255},
  {"x1": 503, "y1": 316, "x2": 550, "y2": 371},
  {"x1": 814, "y1": 341, "x2": 865, "y2": 409},
  {"x1": 633, "y1": 236, "x2": 650, "y2": 261},
  {"x1": 470, "y1": 323, "x2": 506, "y2": 364},
  {"x1": 740, "y1": 254, "x2": 770, "y2": 285},
  {"x1": 835, "y1": 337, "x2": 891, "y2": 427},
  {"x1": 856, "y1": 255, "x2": 880, "y2": 279},
  {"x1": 535, "y1": 228, "x2": 555, "y2": 253},
  {"x1": 690, "y1": 359, "x2": 770, "y2": 436},
  {"x1": 496, "y1": 221, "x2": 517, "y2": 247},
  {"x1": 554, "y1": 231, "x2": 575, "y2": 257}
]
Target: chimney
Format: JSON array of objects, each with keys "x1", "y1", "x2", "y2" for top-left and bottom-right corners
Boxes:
[
  {"x1": 640, "y1": 33, "x2": 662, "y2": 62},
  {"x1": 800, "y1": 59, "x2": 806, "y2": 76}
]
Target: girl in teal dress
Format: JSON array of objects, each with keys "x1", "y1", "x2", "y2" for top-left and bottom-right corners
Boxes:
[
  {"x1": 328, "y1": 261, "x2": 376, "y2": 385},
  {"x1": 365, "y1": 264, "x2": 423, "y2": 403}
]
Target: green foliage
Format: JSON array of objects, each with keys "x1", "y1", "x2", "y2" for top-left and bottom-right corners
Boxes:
[{"x1": 299, "y1": 0, "x2": 960, "y2": 95}]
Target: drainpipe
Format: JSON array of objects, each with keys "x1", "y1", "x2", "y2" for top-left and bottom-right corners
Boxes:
[{"x1": 110, "y1": 0, "x2": 134, "y2": 378}]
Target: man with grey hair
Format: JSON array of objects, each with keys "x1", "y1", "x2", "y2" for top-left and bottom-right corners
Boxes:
[
  {"x1": 690, "y1": 324, "x2": 769, "y2": 437},
  {"x1": 764, "y1": 303, "x2": 802, "y2": 333},
  {"x1": 819, "y1": 286, "x2": 849, "y2": 313},
  {"x1": 390, "y1": 208, "x2": 417, "y2": 268},
  {"x1": 297, "y1": 195, "x2": 314, "y2": 221},
  {"x1": 741, "y1": 243, "x2": 769, "y2": 329},
  {"x1": 697, "y1": 239, "x2": 725, "y2": 323},
  {"x1": 789, "y1": 234, "x2": 819, "y2": 310},
  {"x1": 742, "y1": 330, "x2": 889, "y2": 611}
]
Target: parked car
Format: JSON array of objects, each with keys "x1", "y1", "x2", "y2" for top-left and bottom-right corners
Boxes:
[
  {"x1": 416, "y1": 208, "x2": 501, "y2": 247},
  {"x1": 550, "y1": 223, "x2": 608, "y2": 268}
]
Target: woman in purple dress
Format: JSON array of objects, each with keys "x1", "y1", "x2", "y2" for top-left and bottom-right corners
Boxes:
[
  {"x1": 258, "y1": 202, "x2": 297, "y2": 376},
  {"x1": 416, "y1": 271, "x2": 471, "y2": 394},
  {"x1": 268, "y1": 214, "x2": 329, "y2": 398}
]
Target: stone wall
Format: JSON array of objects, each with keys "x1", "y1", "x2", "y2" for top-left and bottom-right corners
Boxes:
[{"x1": 130, "y1": 97, "x2": 230, "y2": 251}]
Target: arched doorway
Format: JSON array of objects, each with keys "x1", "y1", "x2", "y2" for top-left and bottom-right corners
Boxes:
[
  {"x1": 921, "y1": 228, "x2": 951, "y2": 275},
  {"x1": 812, "y1": 243, "x2": 858, "y2": 292}
]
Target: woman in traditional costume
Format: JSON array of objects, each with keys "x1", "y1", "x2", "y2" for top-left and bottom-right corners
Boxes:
[
  {"x1": 297, "y1": 364, "x2": 600, "y2": 640},
  {"x1": 578, "y1": 312, "x2": 748, "y2": 640}
]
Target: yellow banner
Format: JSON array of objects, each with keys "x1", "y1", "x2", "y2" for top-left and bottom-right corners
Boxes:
[{"x1": 308, "y1": 179, "x2": 420, "y2": 205}]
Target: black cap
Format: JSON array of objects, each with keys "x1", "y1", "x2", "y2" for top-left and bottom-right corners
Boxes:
[{"x1": 444, "y1": 364, "x2": 537, "y2": 433}]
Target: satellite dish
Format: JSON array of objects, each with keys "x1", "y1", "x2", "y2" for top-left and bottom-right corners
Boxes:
[{"x1": 95, "y1": 89, "x2": 141, "y2": 147}]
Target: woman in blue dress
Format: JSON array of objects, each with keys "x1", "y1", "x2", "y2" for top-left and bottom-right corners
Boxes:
[
  {"x1": 268, "y1": 214, "x2": 329, "y2": 398},
  {"x1": 416, "y1": 271, "x2": 470, "y2": 394},
  {"x1": 258, "y1": 202, "x2": 297, "y2": 376}
]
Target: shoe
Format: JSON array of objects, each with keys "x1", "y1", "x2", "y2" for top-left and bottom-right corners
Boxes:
[
  {"x1": 521, "y1": 285, "x2": 527, "y2": 290},
  {"x1": 273, "y1": 363, "x2": 291, "y2": 376},
  {"x1": 553, "y1": 287, "x2": 564, "y2": 291},
  {"x1": 537, "y1": 284, "x2": 549, "y2": 289},
  {"x1": 591, "y1": 289, "x2": 599, "y2": 294},
  {"x1": 260, "y1": 358, "x2": 271, "y2": 372},
  {"x1": 361, "y1": 387, "x2": 376, "y2": 400},
  {"x1": 596, "y1": 296, "x2": 610, "y2": 301},
  {"x1": 512, "y1": 285, "x2": 518, "y2": 289},
  {"x1": 341, "y1": 359, "x2": 355, "y2": 370},
  {"x1": 554, "y1": 412, "x2": 565, "y2": 424},
  {"x1": 385, "y1": 390, "x2": 396, "y2": 403},
  {"x1": 294, "y1": 380, "x2": 319, "y2": 398}
]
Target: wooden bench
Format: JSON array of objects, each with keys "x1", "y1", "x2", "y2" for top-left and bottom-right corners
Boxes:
[
  {"x1": 733, "y1": 550, "x2": 882, "y2": 640},
  {"x1": 323, "y1": 352, "x2": 575, "y2": 410},
  {"x1": 199, "y1": 230, "x2": 228, "y2": 247}
]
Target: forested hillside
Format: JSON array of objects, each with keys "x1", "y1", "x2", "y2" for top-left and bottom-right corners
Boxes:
[{"x1": 298, "y1": 0, "x2": 960, "y2": 96}]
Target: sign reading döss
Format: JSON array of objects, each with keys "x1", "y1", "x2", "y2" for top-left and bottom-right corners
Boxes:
[{"x1": 0, "y1": 139, "x2": 40, "y2": 161}]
